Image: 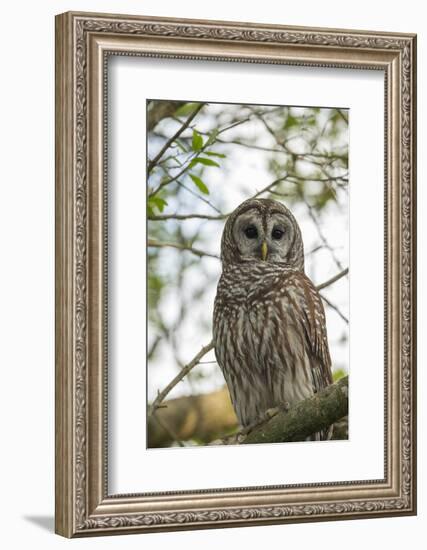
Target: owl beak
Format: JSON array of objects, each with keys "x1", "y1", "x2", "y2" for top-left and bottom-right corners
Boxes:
[{"x1": 261, "y1": 240, "x2": 268, "y2": 261}]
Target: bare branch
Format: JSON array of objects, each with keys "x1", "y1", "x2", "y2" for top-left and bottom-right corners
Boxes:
[
  {"x1": 306, "y1": 205, "x2": 344, "y2": 271},
  {"x1": 336, "y1": 109, "x2": 349, "y2": 125},
  {"x1": 316, "y1": 267, "x2": 349, "y2": 290},
  {"x1": 287, "y1": 173, "x2": 348, "y2": 184},
  {"x1": 151, "y1": 413, "x2": 186, "y2": 447},
  {"x1": 148, "y1": 107, "x2": 291, "y2": 198},
  {"x1": 147, "y1": 103, "x2": 205, "y2": 174},
  {"x1": 207, "y1": 135, "x2": 349, "y2": 164},
  {"x1": 251, "y1": 175, "x2": 290, "y2": 200},
  {"x1": 320, "y1": 293, "x2": 349, "y2": 324},
  {"x1": 148, "y1": 212, "x2": 227, "y2": 221},
  {"x1": 147, "y1": 239, "x2": 219, "y2": 259},
  {"x1": 176, "y1": 180, "x2": 223, "y2": 214},
  {"x1": 148, "y1": 111, "x2": 251, "y2": 199},
  {"x1": 251, "y1": 108, "x2": 348, "y2": 172},
  {"x1": 205, "y1": 136, "x2": 284, "y2": 153},
  {"x1": 148, "y1": 341, "x2": 215, "y2": 417},
  {"x1": 147, "y1": 175, "x2": 291, "y2": 221},
  {"x1": 305, "y1": 244, "x2": 325, "y2": 257}
]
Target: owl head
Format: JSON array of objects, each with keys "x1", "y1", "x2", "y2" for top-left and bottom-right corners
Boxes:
[{"x1": 220, "y1": 198, "x2": 304, "y2": 270}]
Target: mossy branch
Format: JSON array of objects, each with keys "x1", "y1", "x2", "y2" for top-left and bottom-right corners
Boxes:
[
  {"x1": 147, "y1": 377, "x2": 349, "y2": 447},
  {"x1": 241, "y1": 376, "x2": 348, "y2": 445}
]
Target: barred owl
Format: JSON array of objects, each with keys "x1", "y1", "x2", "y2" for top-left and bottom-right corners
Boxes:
[{"x1": 213, "y1": 198, "x2": 333, "y2": 440}]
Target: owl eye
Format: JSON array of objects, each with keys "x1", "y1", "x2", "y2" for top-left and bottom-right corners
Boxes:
[
  {"x1": 272, "y1": 227, "x2": 284, "y2": 240},
  {"x1": 244, "y1": 225, "x2": 258, "y2": 239}
]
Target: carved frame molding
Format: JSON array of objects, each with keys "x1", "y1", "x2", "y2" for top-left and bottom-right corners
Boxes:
[{"x1": 55, "y1": 11, "x2": 416, "y2": 537}]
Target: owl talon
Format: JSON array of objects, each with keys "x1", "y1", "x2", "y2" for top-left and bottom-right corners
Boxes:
[
  {"x1": 240, "y1": 421, "x2": 259, "y2": 436},
  {"x1": 280, "y1": 402, "x2": 291, "y2": 413},
  {"x1": 264, "y1": 402, "x2": 290, "y2": 420},
  {"x1": 241, "y1": 404, "x2": 290, "y2": 436},
  {"x1": 264, "y1": 406, "x2": 280, "y2": 419}
]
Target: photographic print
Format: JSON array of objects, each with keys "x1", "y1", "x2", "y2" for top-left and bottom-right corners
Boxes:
[{"x1": 147, "y1": 100, "x2": 349, "y2": 448}]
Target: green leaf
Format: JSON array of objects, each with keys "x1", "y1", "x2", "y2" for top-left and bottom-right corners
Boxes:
[
  {"x1": 175, "y1": 102, "x2": 200, "y2": 117},
  {"x1": 191, "y1": 129, "x2": 204, "y2": 151},
  {"x1": 189, "y1": 157, "x2": 220, "y2": 168},
  {"x1": 314, "y1": 186, "x2": 337, "y2": 210},
  {"x1": 284, "y1": 114, "x2": 299, "y2": 130},
  {"x1": 333, "y1": 368, "x2": 347, "y2": 382},
  {"x1": 189, "y1": 174, "x2": 210, "y2": 195},
  {"x1": 148, "y1": 196, "x2": 168, "y2": 213},
  {"x1": 205, "y1": 151, "x2": 226, "y2": 158}
]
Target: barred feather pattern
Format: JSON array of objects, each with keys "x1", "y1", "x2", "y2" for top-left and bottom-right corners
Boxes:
[{"x1": 213, "y1": 199, "x2": 333, "y2": 441}]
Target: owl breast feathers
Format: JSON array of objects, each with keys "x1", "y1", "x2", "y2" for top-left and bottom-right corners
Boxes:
[{"x1": 213, "y1": 198, "x2": 333, "y2": 440}]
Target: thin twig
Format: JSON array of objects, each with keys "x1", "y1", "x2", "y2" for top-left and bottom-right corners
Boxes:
[
  {"x1": 148, "y1": 153, "x2": 197, "y2": 197},
  {"x1": 215, "y1": 136, "x2": 348, "y2": 163},
  {"x1": 148, "y1": 212, "x2": 228, "y2": 221},
  {"x1": 147, "y1": 239, "x2": 219, "y2": 259},
  {"x1": 251, "y1": 108, "x2": 348, "y2": 171},
  {"x1": 305, "y1": 244, "x2": 325, "y2": 256},
  {"x1": 152, "y1": 413, "x2": 186, "y2": 447},
  {"x1": 316, "y1": 267, "x2": 349, "y2": 290},
  {"x1": 147, "y1": 175, "x2": 291, "y2": 221},
  {"x1": 148, "y1": 112, "x2": 253, "y2": 199},
  {"x1": 288, "y1": 173, "x2": 348, "y2": 184},
  {"x1": 320, "y1": 293, "x2": 349, "y2": 324},
  {"x1": 147, "y1": 103, "x2": 205, "y2": 174},
  {"x1": 251, "y1": 175, "x2": 289, "y2": 199},
  {"x1": 336, "y1": 109, "x2": 349, "y2": 125},
  {"x1": 176, "y1": 180, "x2": 223, "y2": 214},
  {"x1": 306, "y1": 205, "x2": 344, "y2": 271},
  {"x1": 148, "y1": 341, "x2": 214, "y2": 417}
]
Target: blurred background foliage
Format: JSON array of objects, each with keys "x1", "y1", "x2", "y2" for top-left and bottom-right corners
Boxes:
[{"x1": 147, "y1": 100, "x2": 349, "y2": 447}]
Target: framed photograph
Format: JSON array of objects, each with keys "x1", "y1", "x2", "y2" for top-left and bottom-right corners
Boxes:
[{"x1": 55, "y1": 11, "x2": 417, "y2": 537}]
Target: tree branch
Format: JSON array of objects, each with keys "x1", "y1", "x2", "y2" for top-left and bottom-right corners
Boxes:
[
  {"x1": 306, "y1": 204, "x2": 344, "y2": 272},
  {"x1": 176, "y1": 180, "x2": 223, "y2": 214},
  {"x1": 336, "y1": 109, "x2": 349, "y2": 125},
  {"x1": 240, "y1": 376, "x2": 348, "y2": 445},
  {"x1": 147, "y1": 239, "x2": 219, "y2": 259},
  {"x1": 146, "y1": 174, "x2": 290, "y2": 221},
  {"x1": 147, "y1": 103, "x2": 205, "y2": 174},
  {"x1": 148, "y1": 341, "x2": 214, "y2": 417},
  {"x1": 148, "y1": 379, "x2": 348, "y2": 447},
  {"x1": 251, "y1": 175, "x2": 290, "y2": 200},
  {"x1": 316, "y1": 267, "x2": 349, "y2": 290},
  {"x1": 148, "y1": 212, "x2": 228, "y2": 221},
  {"x1": 320, "y1": 293, "x2": 349, "y2": 324}
]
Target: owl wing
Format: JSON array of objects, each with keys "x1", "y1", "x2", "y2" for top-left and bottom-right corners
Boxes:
[
  {"x1": 276, "y1": 270, "x2": 334, "y2": 440},
  {"x1": 279, "y1": 270, "x2": 333, "y2": 395}
]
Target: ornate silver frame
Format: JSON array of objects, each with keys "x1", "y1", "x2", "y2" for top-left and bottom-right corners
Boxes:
[{"x1": 55, "y1": 11, "x2": 417, "y2": 537}]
